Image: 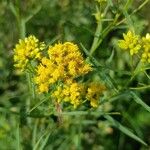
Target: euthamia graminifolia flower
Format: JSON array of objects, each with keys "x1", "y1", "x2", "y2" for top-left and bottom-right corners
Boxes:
[
  {"x1": 13, "y1": 36, "x2": 106, "y2": 108},
  {"x1": 118, "y1": 31, "x2": 150, "y2": 64},
  {"x1": 86, "y1": 82, "x2": 106, "y2": 108},
  {"x1": 34, "y1": 42, "x2": 106, "y2": 108},
  {"x1": 34, "y1": 42, "x2": 92, "y2": 93},
  {"x1": 14, "y1": 35, "x2": 45, "y2": 71},
  {"x1": 118, "y1": 30, "x2": 141, "y2": 55},
  {"x1": 52, "y1": 79, "x2": 106, "y2": 108},
  {"x1": 52, "y1": 79, "x2": 85, "y2": 108},
  {"x1": 141, "y1": 33, "x2": 150, "y2": 63}
]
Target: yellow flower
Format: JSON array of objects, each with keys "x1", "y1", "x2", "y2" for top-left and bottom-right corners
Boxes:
[
  {"x1": 86, "y1": 82, "x2": 106, "y2": 108},
  {"x1": 39, "y1": 83, "x2": 49, "y2": 93},
  {"x1": 52, "y1": 80, "x2": 106, "y2": 108},
  {"x1": 141, "y1": 33, "x2": 150, "y2": 63},
  {"x1": 14, "y1": 35, "x2": 45, "y2": 71},
  {"x1": 35, "y1": 42, "x2": 92, "y2": 93},
  {"x1": 52, "y1": 80, "x2": 84, "y2": 108},
  {"x1": 48, "y1": 42, "x2": 92, "y2": 78},
  {"x1": 34, "y1": 57, "x2": 63, "y2": 93},
  {"x1": 52, "y1": 86, "x2": 64, "y2": 103},
  {"x1": 33, "y1": 41, "x2": 105, "y2": 109},
  {"x1": 118, "y1": 31, "x2": 141, "y2": 55},
  {"x1": 69, "y1": 81, "x2": 83, "y2": 108}
]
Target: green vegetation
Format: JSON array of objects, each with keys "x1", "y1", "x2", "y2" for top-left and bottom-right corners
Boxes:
[{"x1": 0, "y1": 0, "x2": 150, "y2": 149}]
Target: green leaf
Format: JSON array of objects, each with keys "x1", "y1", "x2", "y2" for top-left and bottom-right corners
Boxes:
[
  {"x1": 28, "y1": 99, "x2": 46, "y2": 113},
  {"x1": 130, "y1": 91, "x2": 150, "y2": 113},
  {"x1": 39, "y1": 132, "x2": 51, "y2": 150},
  {"x1": 105, "y1": 115, "x2": 147, "y2": 146},
  {"x1": 33, "y1": 126, "x2": 52, "y2": 150},
  {"x1": 9, "y1": 3, "x2": 19, "y2": 21},
  {"x1": 16, "y1": 124, "x2": 21, "y2": 150},
  {"x1": 107, "y1": 0, "x2": 113, "y2": 7},
  {"x1": 106, "y1": 49, "x2": 115, "y2": 64},
  {"x1": 122, "y1": 9, "x2": 134, "y2": 30}
]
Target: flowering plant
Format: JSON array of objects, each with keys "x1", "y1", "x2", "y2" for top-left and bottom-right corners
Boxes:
[{"x1": 0, "y1": 0, "x2": 150, "y2": 149}]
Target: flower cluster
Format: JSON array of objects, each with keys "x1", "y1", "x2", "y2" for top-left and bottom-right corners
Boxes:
[
  {"x1": 34, "y1": 42, "x2": 105, "y2": 108},
  {"x1": 52, "y1": 80, "x2": 106, "y2": 108},
  {"x1": 14, "y1": 35, "x2": 45, "y2": 71},
  {"x1": 86, "y1": 82, "x2": 106, "y2": 108},
  {"x1": 35, "y1": 42, "x2": 92, "y2": 93},
  {"x1": 142, "y1": 33, "x2": 150, "y2": 63},
  {"x1": 118, "y1": 31, "x2": 141, "y2": 55},
  {"x1": 52, "y1": 80, "x2": 84, "y2": 108},
  {"x1": 48, "y1": 42, "x2": 92, "y2": 78},
  {"x1": 14, "y1": 36, "x2": 106, "y2": 108},
  {"x1": 118, "y1": 31, "x2": 150, "y2": 64}
]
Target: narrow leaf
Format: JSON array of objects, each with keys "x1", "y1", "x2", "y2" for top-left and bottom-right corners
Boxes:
[
  {"x1": 130, "y1": 91, "x2": 150, "y2": 113},
  {"x1": 39, "y1": 132, "x2": 51, "y2": 150},
  {"x1": 105, "y1": 115, "x2": 147, "y2": 146}
]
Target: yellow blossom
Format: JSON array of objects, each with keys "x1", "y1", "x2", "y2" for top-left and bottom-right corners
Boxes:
[
  {"x1": 35, "y1": 42, "x2": 92, "y2": 93},
  {"x1": 14, "y1": 35, "x2": 45, "y2": 71},
  {"x1": 52, "y1": 80, "x2": 84, "y2": 108},
  {"x1": 141, "y1": 33, "x2": 150, "y2": 63},
  {"x1": 118, "y1": 31, "x2": 141, "y2": 55},
  {"x1": 39, "y1": 83, "x2": 49, "y2": 93},
  {"x1": 34, "y1": 57, "x2": 64, "y2": 93},
  {"x1": 86, "y1": 82, "x2": 106, "y2": 108},
  {"x1": 48, "y1": 42, "x2": 92, "y2": 78},
  {"x1": 52, "y1": 86, "x2": 64, "y2": 103}
]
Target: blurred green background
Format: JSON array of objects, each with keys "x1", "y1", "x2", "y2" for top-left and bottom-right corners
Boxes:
[{"x1": 0, "y1": 0, "x2": 150, "y2": 149}]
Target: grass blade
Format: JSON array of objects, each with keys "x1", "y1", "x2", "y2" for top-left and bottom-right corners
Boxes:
[
  {"x1": 16, "y1": 124, "x2": 21, "y2": 150},
  {"x1": 105, "y1": 115, "x2": 147, "y2": 146},
  {"x1": 39, "y1": 132, "x2": 51, "y2": 150},
  {"x1": 130, "y1": 91, "x2": 150, "y2": 113}
]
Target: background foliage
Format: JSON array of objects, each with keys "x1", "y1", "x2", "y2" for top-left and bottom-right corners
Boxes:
[{"x1": 0, "y1": 0, "x2": 150, "y2": 149}]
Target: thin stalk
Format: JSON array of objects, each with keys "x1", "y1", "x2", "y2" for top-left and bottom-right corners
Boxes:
[
  {"x1": 32, "y1": 119, "x2": 38, "y2": 147},
  {"x1": 90, "y1": 19, "x2": 102, "y2": 55},
  {"x1": 130, "y1": 85, "x2": 150, "y2": 90},
  {"x1": 116, "y1": 0, "x2": 149, "y2": 26},
  {"x1": 90, "y1": 13, "x2": 120, "y2": 55},
  {"x1": 16, "y1": 123, "x2": 22, "y2": 150},
  {"x1": 19, "y1": 19, "x2": 26, "y2": 39},
  {"x1": 125, "y1": 61, "x2": 143, "y2": 87}
]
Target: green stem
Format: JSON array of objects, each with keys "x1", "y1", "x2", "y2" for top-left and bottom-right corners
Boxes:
[
  {"x1": 19, "y1": 19, "x2": 26, "y2": 39},
  {"x1": 125, "y1": 61, "x2": 143, "y2": 87},
  {"x1": 130, "y1": 85, "x2": 150, "y2": 90},
  {"x1": 116, "y1": 0, "x2": 149, "y2": 26},
  {"x1": 90, "y1": 19, "x2": 102, "y2": 55},
  {"x1": 90, "y1": 13, "x2": 120, "y2": 55}
]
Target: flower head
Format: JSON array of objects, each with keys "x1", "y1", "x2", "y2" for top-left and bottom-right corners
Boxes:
[
  {"x1": 52, "y1": 80, "x2": 84, "y2": 108},
  {"x1": 35, "y1": 42, "x2": 92, "y2": 93},
  {"x1": 141, "y1": 33, "x2": 150, "y2": 63},
  {"x1": 14, "y1": 35, "x2": 45, "y2": 71},
  {"x1": 13, "y1": 35, "x2": 106, "y2": 109},
  {"x1": 48, "y1": 42, "x2": 92, "y2": 78},
  {"x1": 52, "y1": 80, "x2": 106, "y2": 108},
  {"x1": 118, "y1": 31, "x2": 141, "y2": 55},
  {"x1": 86, "y1": 82, "x2": 106, "y2": 107}
]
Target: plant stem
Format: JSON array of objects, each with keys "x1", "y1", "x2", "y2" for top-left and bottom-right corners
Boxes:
[
  {"x1": 130, "y1": 85, "x2": 150, "y2": 90},
  {"x1": 19, "y1": 19, "x2": 26, "y2": 39},
  {"x1": 90, "y1": 19, "x2": 102, "y2": 55},
  {"x1": 116, "y1": 0, "x2": 149, "y2": 26},
  {"x1": 90, "y1": 13, "x2": 120, "y2": 55},
  {"x1": 125, "y1": 61, "x2": 143, "y2": 87}
]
